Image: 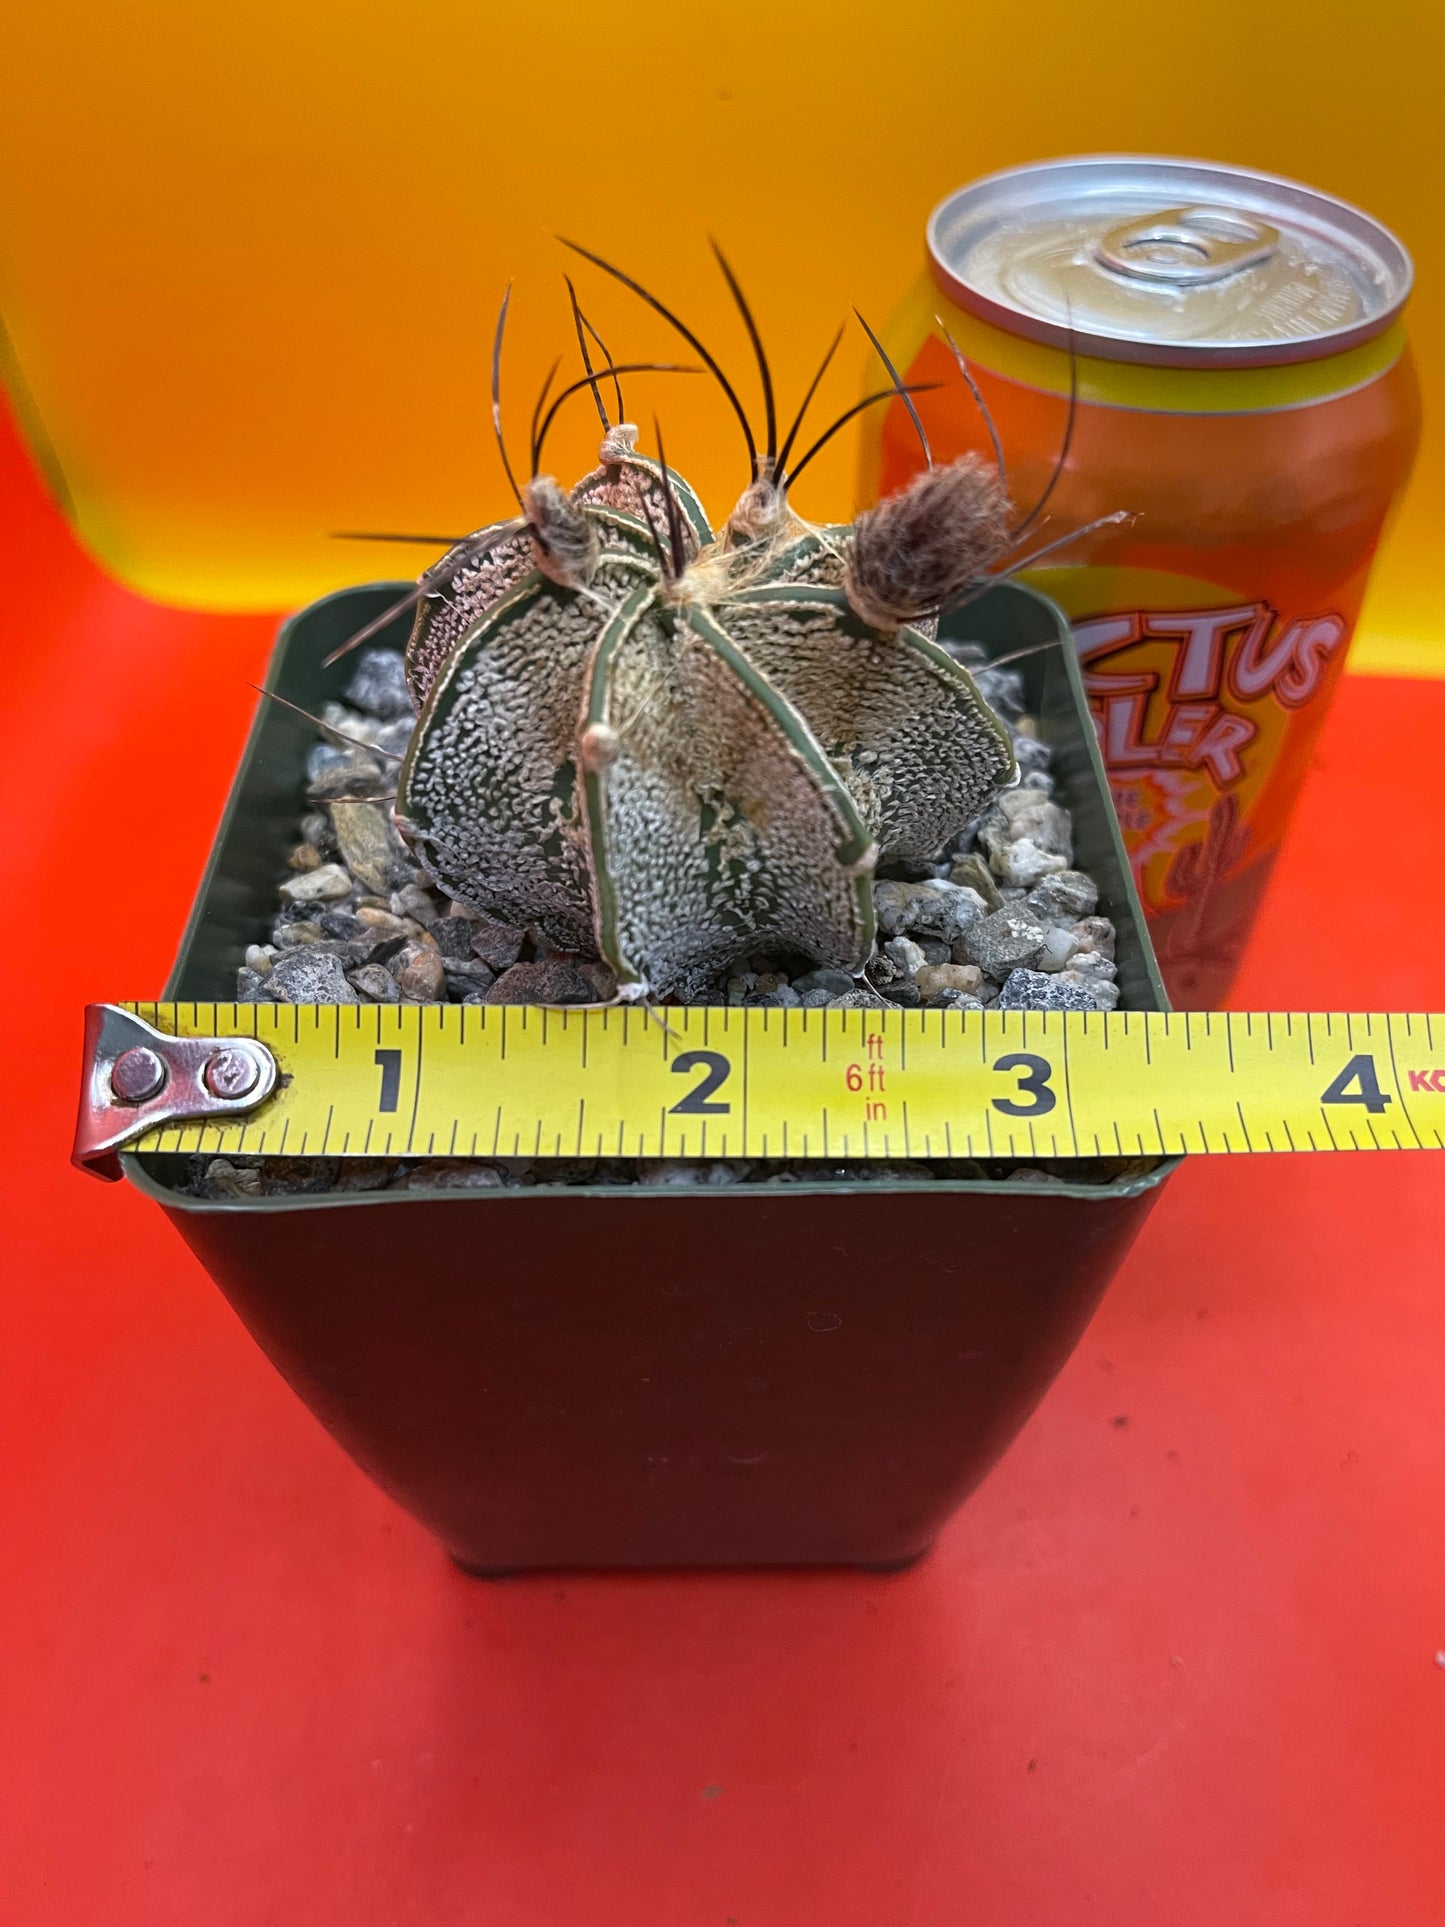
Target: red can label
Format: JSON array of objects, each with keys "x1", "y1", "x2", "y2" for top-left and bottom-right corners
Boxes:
[{"x1": 1051, "y1": 569, "x2": 1356, "y2": 1000}]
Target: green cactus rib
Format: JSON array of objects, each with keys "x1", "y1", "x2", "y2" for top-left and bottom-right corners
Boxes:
[
  {"x1": 396, "y1": 547, "x2": 653, "y2": 947},
  {"x1": 573, "y1": 454, "x2": 712, "y2": 552},
  {"x1": 580, "y1": 583, "x2": 876, "y2": 998},
  {"x1": 711, "y1": 581, "x2": 1017, "y2": 864},
  {"x1": 404, "y1": 522, "x2": 533, "y2": 709},
  {"x1": 405, "y1": 464, "x2": 713, "y2": 711},
  {"x1": 752, "y1": 525, "x2": 851, "y2": 589}
]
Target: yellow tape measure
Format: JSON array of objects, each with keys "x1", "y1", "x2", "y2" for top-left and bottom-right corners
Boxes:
[{"x1": 107, "y1": 1001, "x2": 1445, "y2": 1164}]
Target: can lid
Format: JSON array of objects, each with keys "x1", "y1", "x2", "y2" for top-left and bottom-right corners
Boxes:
[{"x1": 928, "y1": 156, "x2": 1413, "y2": 368}]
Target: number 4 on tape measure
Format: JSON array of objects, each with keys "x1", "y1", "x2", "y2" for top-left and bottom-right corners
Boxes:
[{"x1": 1319, "y1": 1053, "x2": 1391, "y2": 1113}]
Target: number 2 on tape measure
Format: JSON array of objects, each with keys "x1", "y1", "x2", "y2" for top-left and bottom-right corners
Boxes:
[{"x1": 670, "y1": 1050, "x2": 732, "y2": 1116}]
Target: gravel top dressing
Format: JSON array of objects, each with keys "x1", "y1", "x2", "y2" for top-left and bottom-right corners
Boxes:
[{"x1": 174, "y1": 637, "x2": 1155, "y2": 1201}]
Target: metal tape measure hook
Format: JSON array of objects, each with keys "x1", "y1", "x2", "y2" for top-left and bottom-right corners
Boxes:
[{"x1": 73, "y1": 1003, "x2": 278, "y2": 1181}]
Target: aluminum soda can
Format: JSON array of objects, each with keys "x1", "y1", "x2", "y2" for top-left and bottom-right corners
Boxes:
[{"x1": 863, "y1": 156, "x2": 1419, "y2": 1008}]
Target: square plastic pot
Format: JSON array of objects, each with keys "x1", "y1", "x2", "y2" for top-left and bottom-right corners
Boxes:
[{"x1": 126, "y1": 580, "x2": 1175, "y2": 1572}]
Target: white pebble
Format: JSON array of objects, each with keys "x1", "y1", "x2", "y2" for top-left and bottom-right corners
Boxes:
[
  {"x1": 1035, "y1": 925, "x2": 1079, "y2": 973},
  {"x1": 1071, "y1": 916, "x2": 1117, "y2": 959},
  {"x1": 279, "y1": 862, "x2": 352, "y2": 904},
  {"x1": 883, "y1": 936, "x2": 926, "y2": 979},
  {"x1": 992, "y1": 838, "x2": 1068, "y2": 889}
]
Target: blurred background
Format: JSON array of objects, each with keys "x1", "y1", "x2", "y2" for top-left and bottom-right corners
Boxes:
[{"x1": 0, "y1": 0, "x2": 1440, "y2": 672}]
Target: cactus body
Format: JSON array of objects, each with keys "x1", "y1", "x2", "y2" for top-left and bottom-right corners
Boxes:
[{"x1": 394, "y1": 445, "x2": 1016, "y2": 998}]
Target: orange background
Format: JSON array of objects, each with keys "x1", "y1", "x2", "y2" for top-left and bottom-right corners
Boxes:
[{"x1": 0, "y1": 0, "x2": 1441, "y2": 673}]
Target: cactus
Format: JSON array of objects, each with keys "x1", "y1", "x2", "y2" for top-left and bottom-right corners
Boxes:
[{"x1": 367, "y1": 255, "x2": 1022, "y2": 999}]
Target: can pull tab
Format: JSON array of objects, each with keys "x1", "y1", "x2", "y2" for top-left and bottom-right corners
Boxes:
[
  {"x1": 1095, "y1": 206, "x2": 1280, "y2": 285},
  {"x1": 73, "y1": 1003, "x2": 278, "y2": 1181}
]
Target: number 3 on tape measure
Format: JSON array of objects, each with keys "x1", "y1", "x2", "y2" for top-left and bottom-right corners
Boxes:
[
  {"x1": 1320, "y1": 1052, "x2": 1391, "y2": 1114},
  {"x1": 992, "y1": 1052, "x2": 1057, "y2": 1118}
]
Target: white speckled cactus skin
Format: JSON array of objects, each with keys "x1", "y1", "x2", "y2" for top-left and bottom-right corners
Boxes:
[{"x1": 393, "y1": 439, "x2": 1016, "y2": 1000}]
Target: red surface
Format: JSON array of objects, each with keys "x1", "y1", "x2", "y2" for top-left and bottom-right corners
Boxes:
[{"x1": 2, "y1": 400, "x2": 1443, "y2": 1926}]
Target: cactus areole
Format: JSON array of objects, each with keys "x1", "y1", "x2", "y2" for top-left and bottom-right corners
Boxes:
[{"x1": 390, "y1": 430, "x2": 1018, "y2": 1001}]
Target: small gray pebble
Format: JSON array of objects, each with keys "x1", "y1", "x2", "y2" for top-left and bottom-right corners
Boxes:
[
  {"x1": 265, "y1": 949, "x2": 361, "y2": 1004},
  {"x1": 874, "y1": 854, "x2": 943, "y2": 883},
  {"x1": 1067, "y1": 951, "x2": 1117, "y2": 982},
  {"x1": 883, "y1": 936, "x2": 926, "y2": 979},
  {"x1": 972, "y1": 666, "x2": 1025, "y2": 720},
  {"x1": 636, "y1": 1159, "x2": 706, "y2": 1188},
  {"x1": 439, "y1": 956, "x2": 496, "y2": 985},
  {"x1": 471, "y1": 917, "x2": 528, "y2": 973},
  {"x1": 748, "y1": 986, "x2": 802, "y2": 1008},
  {"x1": 829, "y1": 986, "x2": 892, "y2": 1010},
  {"x1": 751, "y1": 970, "x2": 791, "y2": 996},
  {"x1": 235, "y1": 967, "x2": 265, "y2": 1002},
  {"x1": 429, "y1": 917, "x2": 476, "y2": 961},
  {"x1": 1016, "y1": 770, "x2": 1055, "y2": 796},
  {"x1": 988, "y1": 836, "x2": 1068, "y2": 889},
  {"x1": 484, "y1": 961, "x2": 598, "y2": 1005},
  {"x1": 1059, "y1": 970, "x2": 1119, "y2": 1010},
  {"x1": 279, "y1": 862, "x2": 352, "y2": 905},
  {"x1": 316, "y1": 908, "x2": 366, "y2": 940},
  {"x1": 391, "y1": 883, "x2": 439, "y2": 923},
  {"x1": 1025, "y1": 870, "x2": 1099, "y2": 922},
  {"x1": 330, "y1": 800, "x2": 411, "y2": 896},
  {"x1": 996, "y1": 968, "x2": 1098, "y2": 1012},
  {"x1": 374, "y1": 718, "x2": 416, "y2": 757},
  {"x1": 415, "y1": 1164, "x2": 507, "y2": 1190},
  {"x1": 306, "y1": 747, "x2": 389, "y2": 798},
  {"x1": 978, "y1": 793, "x2": 1073, "y2": 876},
  {"x1": 946, "y1": 852, "x2": 1003, "y2": 912},
  {"x1": 343, "y1": 647, "x2": 412, "y2": 720},
  {"x1": 799, "y1": 987, "x2": 834, "y2": 1009},
  {"x1": 272, "y1": 916, "x2": 323, "y2": 948},
  {"x1": 881, "y1": 980, "x2": 922, "y2": 1007},
  {"x1": 962, "y1": 907, "x2": 1049, "y2": 977},
  {"x1": 350, "y1": 963, "x2": 401, "y2": 1003},
  {"x1": 1071, "y1": 915, "x2": 1116, "y2": 960},
  {"x1": 300, "y1": 810, "x2": 337, "y2": 855},
  {"x1": 306, "y1": 740, "x2": 350, "y2": 783},
  {"x1": 793, "y1": 967, "x2": 856, "y2": 998},
  {"x1": 1012, "y1": 734, "x2": 1052, "y2": 776},
  {"x1": 875, "y1": 879, "x2": 987, "y2": 943}
]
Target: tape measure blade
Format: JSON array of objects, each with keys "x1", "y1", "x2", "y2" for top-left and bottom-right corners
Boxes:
[{"x1": 117, "y1": 1002, "x2": 1445, "y2": 1163}]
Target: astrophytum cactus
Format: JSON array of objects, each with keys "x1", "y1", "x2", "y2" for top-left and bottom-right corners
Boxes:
[{"x1": 347, "y1": 250, "x2": 1024, "y2": 1000}]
